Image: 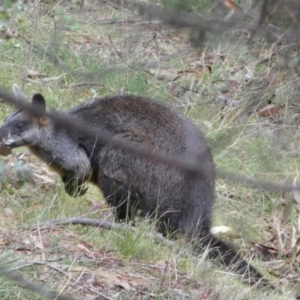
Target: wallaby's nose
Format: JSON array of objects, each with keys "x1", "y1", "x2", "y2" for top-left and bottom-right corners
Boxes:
[{"x1": 0, "y1": 128, "x2": 11, "y2": 156}]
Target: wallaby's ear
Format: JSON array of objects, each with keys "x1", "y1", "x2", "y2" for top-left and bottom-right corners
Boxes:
[
  {"x1": 32, "y1": 93, "x2": 46, "y2": 118},
  {"x1": 12, "y1": 84, "x2": 28, "y2": 101}
]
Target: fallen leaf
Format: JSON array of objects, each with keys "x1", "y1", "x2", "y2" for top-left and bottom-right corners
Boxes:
[
  {"x1": 26, "y1": 70, "x2": 47, "y2": 79},
  {"x1": 202, "y1": 121, "x2": 213, "y2": 131},
  {"x1": 257, "y1": 104, "x2": 280, "y2": 117},
  {"x1": 4, "y1": 207, "x2": 14, "y2": 217}
]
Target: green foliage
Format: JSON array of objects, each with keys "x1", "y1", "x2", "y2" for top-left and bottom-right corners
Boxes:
[
  {"x1": 0, "y1": 1, "x2": 298, "y2": 299},
  {"x1": 0, "y1": 158, "x2": 34, "y2": 192},
  {"x1": 0, "y1": 0, "x2": 13, "y2": 10},
  {"x1": 112, "y1": 226, "x2": 161, "y2": 260},
  {"x1": 0, "y1": 10, "x2": 10, "y2": 29}
]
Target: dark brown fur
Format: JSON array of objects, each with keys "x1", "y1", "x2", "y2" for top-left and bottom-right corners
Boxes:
[{"x1": 0, "y1": 88, "x2": 272, "y2": 289}]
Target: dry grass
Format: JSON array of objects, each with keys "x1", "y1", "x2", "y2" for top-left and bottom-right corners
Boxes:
[{"x1": 0, "y1": 0, "x2": 300, "y2": 299}]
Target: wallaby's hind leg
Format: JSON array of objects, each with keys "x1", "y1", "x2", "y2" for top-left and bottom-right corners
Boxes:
[
  {"x1": 97, "y1": 131, "x2": 155, "y2": 222},
  {"x1": 100, "y1": 175, "x2": 140, "y2": 222}
]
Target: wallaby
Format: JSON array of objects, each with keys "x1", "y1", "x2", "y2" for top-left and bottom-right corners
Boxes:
[{"x1": 0, "y1": 84, "x2": 271, "y2": 289}]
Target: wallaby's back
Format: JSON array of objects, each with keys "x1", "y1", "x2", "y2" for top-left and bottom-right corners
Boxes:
[{"x1": 68, "y1": 95, "x2": 215, "y2": 235}]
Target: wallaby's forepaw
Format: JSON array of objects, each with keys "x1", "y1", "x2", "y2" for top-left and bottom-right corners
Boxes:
[
  {"x1": 62, "y1": 176, "x2": 88, "y2": 197},
  {"x1": 0, "y1": 144, "x2": 11, "y2": 156},
  {"x1": 64, "y1": 181, "x2": 88, "y2": 197}
]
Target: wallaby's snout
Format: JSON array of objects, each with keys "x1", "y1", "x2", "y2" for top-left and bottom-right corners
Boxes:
[{"x1": 0, "y1": 110, "x2": 37, "y2": 149}]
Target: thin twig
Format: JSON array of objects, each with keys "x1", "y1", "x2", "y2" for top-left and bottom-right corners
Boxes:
[
  {"x1": 61, "y1": 82, "x2": 105, "y2": 89},
  {"x1": 12, "y1": 257, "x2": 65, "y2": 271},
  {"x1": 33, "y1": 217, "x2": 175, "y2": 247}
]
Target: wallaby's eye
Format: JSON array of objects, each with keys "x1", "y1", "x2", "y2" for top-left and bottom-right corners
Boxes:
[{"x1": 15, "y1": 122, "x2": 25, "y2": 130}]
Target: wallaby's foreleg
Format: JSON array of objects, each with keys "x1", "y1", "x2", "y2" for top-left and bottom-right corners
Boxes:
[{"x1": 62, "y1": 174, "x2": 88, "y2": 197}]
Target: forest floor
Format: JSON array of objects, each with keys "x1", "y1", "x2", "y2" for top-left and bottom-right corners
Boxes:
[{"x1": 0, "y1": 0, "x2": 300, "y2": 299}]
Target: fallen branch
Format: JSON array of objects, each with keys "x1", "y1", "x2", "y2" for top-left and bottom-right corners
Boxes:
[{"x1": 33, "y1": 217, "x2": 174, "y2": 247}]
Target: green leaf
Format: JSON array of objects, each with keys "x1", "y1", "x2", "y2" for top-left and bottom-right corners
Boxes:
[
  {"x1": 0, "y1": 11, "x2": 10, "y2": 29},
  {"x1": 3, "y1": 0, "x2": 13, "y2": 9}
]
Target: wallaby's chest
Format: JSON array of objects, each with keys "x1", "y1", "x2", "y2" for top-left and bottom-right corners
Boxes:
[{"x1": 28, "y1": 145, "x2": 69, "y2": 176}]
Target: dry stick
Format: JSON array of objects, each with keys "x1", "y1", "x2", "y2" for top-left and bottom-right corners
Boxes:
[
  {"x1": 0, "y1": 86, "x2": 299, "y2": 194},
  {"x1": 12, "y1": 258, "x2": 65, "y2": 271},
  {"x1": 34, "y1": 217, "x2": 174, "y2": 247},
  {"x1": 60, "y1": 82, "x2": 105, "y2": 89},
  {"x1": 0, "y1": 266, "x2": 76, "y2": 300},
  {"x1": 217, "y1": 169, "x2": 298, "y2": 194}
]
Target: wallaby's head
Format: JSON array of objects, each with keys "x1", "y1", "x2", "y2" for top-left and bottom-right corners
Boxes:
[{"x1": 0, "y1": 84, "x2": 49, "y2": 155}]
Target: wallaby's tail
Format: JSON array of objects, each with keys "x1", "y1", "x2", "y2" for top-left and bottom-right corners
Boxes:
[{"x1": 193, "y1": 233, "x2": 273, "y2": 289}]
